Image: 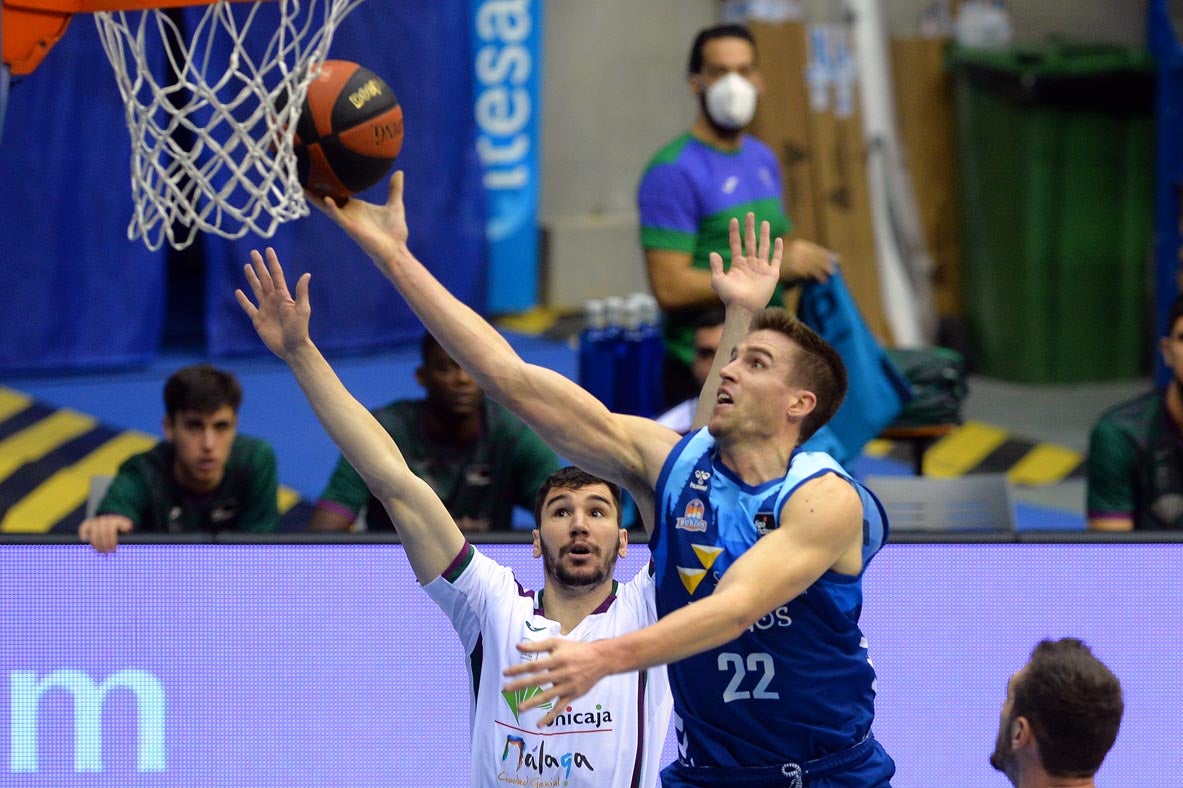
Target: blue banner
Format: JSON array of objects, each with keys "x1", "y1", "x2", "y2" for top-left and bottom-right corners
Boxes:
[
  {"x1": 471, "y1": 0, "x2": 544, "y2": 313},
  {"x1": 1, "y1": 543, "x2": 1177, "y2": 784}
]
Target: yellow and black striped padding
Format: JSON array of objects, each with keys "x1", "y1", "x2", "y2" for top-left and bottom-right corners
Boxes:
[
  {"x1": 864, "y1": 420, "x2": 1084, "y2": 484},
  {"x1": 0, "y1": 387, "x2": 307, "y2": 533}
]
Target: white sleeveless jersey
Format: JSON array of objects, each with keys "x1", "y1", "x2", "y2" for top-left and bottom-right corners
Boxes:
[{"x1": 424, "y1": 544, "x2": 672, "y2": 788}]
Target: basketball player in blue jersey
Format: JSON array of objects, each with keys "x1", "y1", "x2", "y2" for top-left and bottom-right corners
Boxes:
[{"x1": 312, "y1": 170, "x2": 895, "y2": 787}]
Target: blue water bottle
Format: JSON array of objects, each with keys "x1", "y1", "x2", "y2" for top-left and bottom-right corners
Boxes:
[
  {"x1": 578, "y1": 299, "x2": 617, "y2": 411},
  {"x1": 635, "y1": 294, "x2": 665, "y2": 418},
  {"x1": 614, "y1": 296, "x2": 645, "y2": 415},
  {"x1": 602, "y1": 296, "x2": 630, "y2": 414}
]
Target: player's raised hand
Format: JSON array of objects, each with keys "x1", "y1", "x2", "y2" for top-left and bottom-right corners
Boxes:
[
  {"x1": 311, "y1": 170, "x2": 411, "y2": 277},
  {"x1": 502, "y1": 638, "x2": 610, "y2": 728},
  {"x1": 235, "y1": 247, "x2": 312, "y2": 360},
  {"x1": 708, "y1": 212, "x2": 782, "y2": 314}
]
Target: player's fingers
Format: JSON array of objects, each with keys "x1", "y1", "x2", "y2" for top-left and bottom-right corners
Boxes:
[
  {"x1": 536, "y1": 704, "x2": 563, "y2": 728},
  {"x1": 265, "y1": 248, "x2": 289, "y2": 295},
  {"x1": 295, "y1": 272, "x2": 312, "y2": 307},
  {"x1": 388, "y1": 170, "x2": 404, "y2": 204},
  {"x1": 744, "y1": 212, "x2": 757, "y2": 260},
  {"x1": 249, "y1": 248, "x2": 270, "y2": 285},
  {"x1": 727, "y1": 217, "x2": 742, "y2": 261},
  {"x1": 234, "y1": 289, "x2": 258, "y2": 320},
  {"x1": 517, "y1": 686, "x2": 555, "y2": 712},
  {"x1": 243, "y1": 260, "x2": 265, "y2": 300},
  {"x1": 502, "y1": 664, "x2": 548, "y2": 689},
  {"x1": 758, "y1": 220, "x2": 771, "y2": 263},
  {"x1": 90, "y1": 520, "x2": 110, "y2": 551},
  {"x1": 771, "y1": 237, "x2": 784, "y2": 270},
  {"x1": 709, "y1": 251, "x2": 724, "y2": 278},
  {"x1": 516, "y1": 638, "x2": 557, "y2": 655}
]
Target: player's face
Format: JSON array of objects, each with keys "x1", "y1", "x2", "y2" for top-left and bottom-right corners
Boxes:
[
  {"x1": 989, "y1": 669, "x2": 1023, "y2": 785},
  {"x1": 1159, "y1": 315, "x2": 1183, "y2": 389},
  {"x1": 691, "y1": 324, "x2": 725, "y2": 388},
  {"x1": 694, "y1": 37, "x2": 759, "y2": 94},
  {"x1": 418, "y1": 344, "x2": 483, "y2": 418},
  {"x1": 708, "y1": 329, "x2": 809, "y2": 440},
  {"x1": 163, "y1": 405, "x2": 237, "y2": 493},
  {"x1": 534, "y1": 484, "x2": 626, "y2": 591}
]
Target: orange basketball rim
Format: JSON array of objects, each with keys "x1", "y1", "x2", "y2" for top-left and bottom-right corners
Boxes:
[{"x1": 2, "y1": 0, "x2": 245, "y2": 76}]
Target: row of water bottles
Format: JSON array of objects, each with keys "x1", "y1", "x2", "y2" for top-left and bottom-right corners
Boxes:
[{"x1": 578, "y1": 293, "x2": 664, "y2": 418}]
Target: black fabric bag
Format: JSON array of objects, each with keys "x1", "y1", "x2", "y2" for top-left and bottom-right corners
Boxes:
[{"x1": 884, "y1": 347, "x2": 969, "y2": 428}]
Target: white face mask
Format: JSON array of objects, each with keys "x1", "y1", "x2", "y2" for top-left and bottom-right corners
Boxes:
[{"x1": 704, "y1": 72, "x2": 757, "y2": 131}]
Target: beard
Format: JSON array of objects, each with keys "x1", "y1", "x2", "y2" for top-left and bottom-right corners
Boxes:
[
  {"x1": 540, "y1": 535, "x2": 621, "y2": 591},
  {"x1": 989, "y1": 717, "x2": 1019, "y2": 786}
]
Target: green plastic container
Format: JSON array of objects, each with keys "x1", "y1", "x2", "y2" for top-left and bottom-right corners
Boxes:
[{"x1": 950, "y1": 43, "x2": 1155, "y2": 383}]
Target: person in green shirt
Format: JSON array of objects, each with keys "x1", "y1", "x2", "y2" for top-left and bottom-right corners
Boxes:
[
  {"x1": 637, "y1": 23, "x2": 836, "y2": 409},
  {"x1": 1087, "y1": 293, "x2": 1183, "y2": 531},
  {"x1": 78, "y1": 364, "x2": 279, "y2": 553},
  {"x1": 308, "y1": 333, "x2": 560, "y2": 533}
]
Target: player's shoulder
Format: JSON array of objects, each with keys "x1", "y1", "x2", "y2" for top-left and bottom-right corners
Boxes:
[
  {"x1": 644, "y1": 131, "x2": 695, "y2": 169},
  {"x1": 1093, "y1": 389, "x2": 1160, "y2": 435}
]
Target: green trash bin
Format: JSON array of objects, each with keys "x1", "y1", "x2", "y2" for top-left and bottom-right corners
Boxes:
[{"x1": 950, "y1": 43, "x2": 1155, "y2": 383}]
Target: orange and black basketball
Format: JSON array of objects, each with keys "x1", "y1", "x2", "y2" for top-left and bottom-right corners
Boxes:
[{"x1": 292, "y1": 60, "x2": 404, "y2": 204}]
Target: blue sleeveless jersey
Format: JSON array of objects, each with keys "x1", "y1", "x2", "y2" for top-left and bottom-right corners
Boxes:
[{"x1": 651, "y1": 428, "x2": 889, "y2": 768}]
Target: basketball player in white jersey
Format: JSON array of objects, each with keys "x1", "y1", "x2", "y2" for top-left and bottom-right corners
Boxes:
[{"x1": 235, "y1": 251, "x2": 671, "y2": 788}]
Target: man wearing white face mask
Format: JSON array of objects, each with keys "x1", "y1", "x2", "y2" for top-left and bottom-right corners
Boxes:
[{"x1": 638, "y1": 24, "x2": 837, "y2": 411}]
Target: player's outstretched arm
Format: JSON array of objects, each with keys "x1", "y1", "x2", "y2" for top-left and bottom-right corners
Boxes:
[
  {"x1": 502, "y1": 473, "x2": 862, "y2": 726},
  {"x1": 235, "y1": 248, "x2": 462, "y2": 583},
  {"x1": 312, "y1": 172, "x2": 675, "y2": 515},
  {"x1": 693, "y1": 213, "x2": 782, "y2": 429}
]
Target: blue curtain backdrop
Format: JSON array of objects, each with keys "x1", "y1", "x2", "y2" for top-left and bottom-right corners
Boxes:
[
  {"x1": 0, "y1": 19, "x2": 166, "y2": 372},
  {"x1": 0, "y1": 0, "x2": 486, "y2": 370}
]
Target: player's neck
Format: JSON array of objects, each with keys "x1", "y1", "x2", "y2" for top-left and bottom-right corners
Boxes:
[
  {"x1": 422, "y1": 405, "x2": 483, "y2": 446},
  {"x1": 1022, "y1": 772, "x2": 1094, "y2": 788},
  {"x1": 716, "y1": 433, "x2": 795, "y2": 486},
  {"x1": 541, "y1": 580, "x2": 614, "y2": 635},
  {"x1": 690, "y1": 116, "x2": 743, "y2": 151}
]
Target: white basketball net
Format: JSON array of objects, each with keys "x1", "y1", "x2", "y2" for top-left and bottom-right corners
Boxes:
[{"x1": 92, "y1": 0, "x2": 364, "y2": 250}]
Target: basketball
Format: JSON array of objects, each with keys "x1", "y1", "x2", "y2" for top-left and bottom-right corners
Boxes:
[{"x1": 292, "y1": 60, "x2": 404, "y2": 203}]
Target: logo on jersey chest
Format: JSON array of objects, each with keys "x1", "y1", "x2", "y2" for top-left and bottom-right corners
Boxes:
[
  {"x1": 677, "y1": 543, "x2": 724, "y2": 595},
  {"x1": 754, "y1": 512, "x2": 777, "y2": 536},
  {"x1": 675, "y1": 499, "x2": 708, "y2": 533}
]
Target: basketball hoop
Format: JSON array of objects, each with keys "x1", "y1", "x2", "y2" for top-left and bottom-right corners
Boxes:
[{"x1": 2, "y1": 0, "x2": 364, "y2": 250}]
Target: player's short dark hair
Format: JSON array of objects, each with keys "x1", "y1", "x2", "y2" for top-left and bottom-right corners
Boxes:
[
  {"x1": 1166, "y1": 293, "x2": 1183, "y2": 336},
  {"x1": 750, "y1": 308, "x2": 847, "y2": 443},
  {"x1": 533, "y1": 467, "x2": 623, "y2": 529},
  {"x1": 1013, "y1": 638, "x2": 1123, "y2": 778},
  {"x1": 687, "y1": 24, "x2": 757, "y2": 75},
  {"x1": 163, "y1": 364, "x2": 242, "y2": 419},
  {"x1": 419, "y1": 332, "x2": 448, "y2": 366}
]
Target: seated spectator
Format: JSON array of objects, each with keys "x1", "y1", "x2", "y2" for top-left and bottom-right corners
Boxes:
[
  {"x1": 654, "y1": 308, "x2": 724, "y2": 435},
  {"x1": 79, "y1": 364, "x2": 279, "y2": 553},
  {"x1": 990, "y1": 638, "x2": 1123, "y2": 787},
  {"x1": 1088, "y1": 293, "x2": 1183, "y2": 531},
  {"x1": 309, "y1": 334, "x2": 560, "y2": 533}
]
